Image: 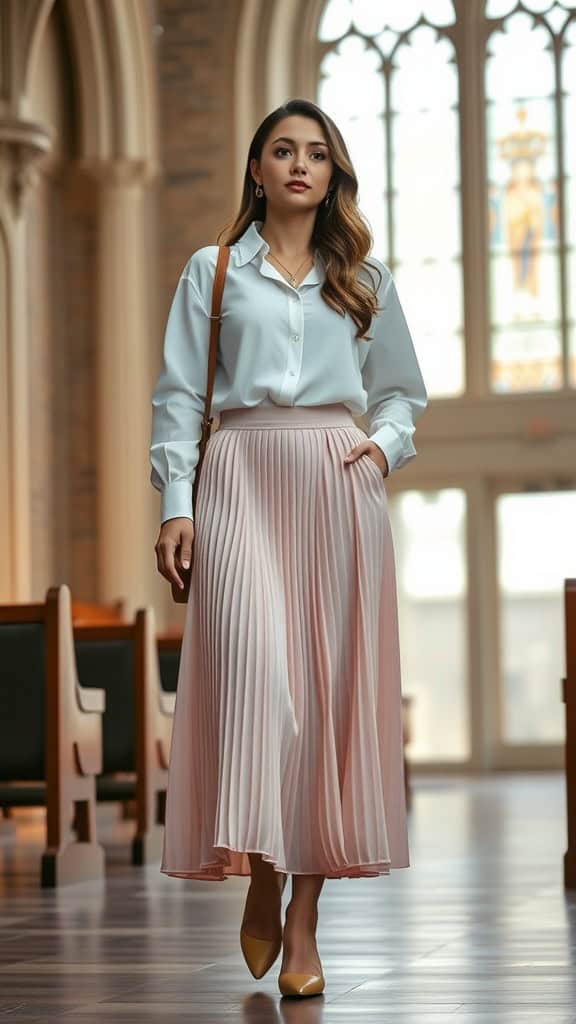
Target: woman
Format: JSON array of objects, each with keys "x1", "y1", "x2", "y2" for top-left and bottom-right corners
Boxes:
[{"x1": 149, "y1": 97, "x2": 427, "y2": 998}]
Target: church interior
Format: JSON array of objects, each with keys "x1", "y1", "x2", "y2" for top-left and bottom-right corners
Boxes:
[{"x1": 1, "y1": 0, "x2": 576, "y2": 1019}]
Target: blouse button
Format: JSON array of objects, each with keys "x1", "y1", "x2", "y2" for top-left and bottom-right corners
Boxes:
[{"x1": 291, "y1": 334, "x2": 300, "y2": 342}]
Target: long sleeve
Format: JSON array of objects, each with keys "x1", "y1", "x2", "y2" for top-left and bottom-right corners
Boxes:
[
  {"x1": 361, "y1": 262, "x2": 428, "y2": 474},
  {"x1": 149, "y1": 268, "x2": 211, "y2": 524}
]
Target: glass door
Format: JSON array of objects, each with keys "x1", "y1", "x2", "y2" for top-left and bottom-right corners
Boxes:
[
  {"x1": 494, "y1": 486, "x2": 576, "y2": 760},
  {"x1": 387, "y1": 488, "x2": 470, "y2": 764}
]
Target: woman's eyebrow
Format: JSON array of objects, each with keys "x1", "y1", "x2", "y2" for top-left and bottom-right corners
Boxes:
[{"x1": 271, "y1": 136, "x2": 329, "y2": 147}]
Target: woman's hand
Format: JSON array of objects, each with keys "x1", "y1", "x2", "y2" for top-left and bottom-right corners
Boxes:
[
  {"x1": 155, "y1": 517, "x2": 195, "y2": 591},
  {"x1": 343, "y1": 441, "x2": 389, "y2": 477}
]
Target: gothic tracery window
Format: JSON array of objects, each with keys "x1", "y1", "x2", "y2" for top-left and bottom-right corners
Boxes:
[
  {"x1": 318, "y1": 0, "x2": 461, "y2": 399},
  {"x1": 317, "y1": 0, "x2": 576, "y2": 396},
  {"x1": 315, "y1": 0, "x2": 576, "y2": 765},
  {"x1": 486, "y1": 0, "x2": 576, "y2": 391}
]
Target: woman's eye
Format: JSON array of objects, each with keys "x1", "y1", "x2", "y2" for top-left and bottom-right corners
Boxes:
[{"x1": 274, "y1": 148, "x2": 326, "y2": 160}]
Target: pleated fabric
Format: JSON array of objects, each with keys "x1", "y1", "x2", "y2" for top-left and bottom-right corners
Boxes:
[{"x1": 160, "y1": 402, "x2": 410, "y2": 881}]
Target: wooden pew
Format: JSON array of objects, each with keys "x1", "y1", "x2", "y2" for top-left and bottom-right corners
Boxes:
[
  {"x1": 563, "y1": 578, "x2": 576, "y2": 889},
  {"x1": 71, "y1": 602, "x2": 177, "y2": 825},
  {"x1": 0, "y1": 585, "x2": 105, "y2": 887},
  {"x1": 71, "y1": 602, "x2": 181, "y2": 696},
  {"x1": 73, "y1": 607, "x2": 175, "y2": 865},
  {"x1": 156, "y1": 630, "x2": 182, "y2": 694},
  {"x1": 71, "y1": 599, "x2": 127, "y2": 626}
]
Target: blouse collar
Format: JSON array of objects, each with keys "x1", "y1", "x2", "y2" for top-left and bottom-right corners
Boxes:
[{"x1": 233, "y1": 219, "x2": 325, "y2": 287}]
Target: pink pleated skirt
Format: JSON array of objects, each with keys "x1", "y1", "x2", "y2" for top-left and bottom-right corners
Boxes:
[{"x1": 160, "y1": 402, "x2": 410, "y2": 881}]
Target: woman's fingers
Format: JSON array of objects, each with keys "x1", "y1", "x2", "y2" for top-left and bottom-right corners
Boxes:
[
  {"x1": 343, "y1": 442, "x2": 389, "y2": 477},
  {"x1": 180, "y1": 534, "x2": 193, "y2": 569},
  {"x1": 155, "y1": 519, "x2": 195, "y2": 587},
  {"x1": 157, "y1": 537, "x2": 183, "y2": 588}
]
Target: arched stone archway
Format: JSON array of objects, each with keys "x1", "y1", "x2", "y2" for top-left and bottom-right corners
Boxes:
[
  {"x1": 0, "y1": 0, "x2": 160, "y2": 611},
  {"x1": 233, "y1": 0, "x2": 326, "y2": 188},
  {"x1": 63, "y1": 0, "x2": 159, "y2": 171}
]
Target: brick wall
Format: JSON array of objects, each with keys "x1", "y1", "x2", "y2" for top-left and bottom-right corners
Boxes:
[
  {"x1": 27, "y1": 0, "x2": 243, "y2": 601},
  {"x1": 156, "y1": 0, "x2": 241, "y2": 318}
]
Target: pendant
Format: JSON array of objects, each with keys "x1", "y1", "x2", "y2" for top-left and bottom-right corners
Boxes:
[{"x1": 290, "y1": 276, "x2": 296, "y2": 286}]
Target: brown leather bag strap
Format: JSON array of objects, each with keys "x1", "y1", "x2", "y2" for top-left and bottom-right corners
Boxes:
[
  {"x1": 171, "y1": 245, "x2": 230, "y2": 603},
  {"x1": 203, "y1": 245, "x2": 230, "y2": 428}
]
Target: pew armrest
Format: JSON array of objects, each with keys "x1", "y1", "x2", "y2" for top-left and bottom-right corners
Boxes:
[
  {"x1": 72, "y1": 684, "x2": 105, "y2": 776},
  {"x1": 77, "y1": 683, "x2": 105, "y2": 714},
  {"x1": 159, "y1": 690, "x2": 175, "y2": 717},
  {"x1": 157, "y1": 690, "x2": 175, "y2": 770}
]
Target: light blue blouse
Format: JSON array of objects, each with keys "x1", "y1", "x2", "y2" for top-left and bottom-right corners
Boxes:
[{"x1": 150, "y1": 219, "x2": 428, "y2": 524}]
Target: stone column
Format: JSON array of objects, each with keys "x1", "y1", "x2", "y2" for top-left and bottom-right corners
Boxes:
[
  {"x1": 92, "y1": 160, "x2": 161, "y2": 614},
  {"x1": 0, "y1": 119, "x2": 52, "y2": 600}
]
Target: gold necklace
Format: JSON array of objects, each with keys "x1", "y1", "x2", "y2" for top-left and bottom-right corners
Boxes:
[{"x1": 267, "y1": 250, "x2": 313, "y2": 287}]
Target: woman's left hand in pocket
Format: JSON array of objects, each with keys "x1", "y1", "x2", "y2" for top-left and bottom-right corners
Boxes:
[{"x1": 343, "y1": 441, "x2": 389, "y2": 477}]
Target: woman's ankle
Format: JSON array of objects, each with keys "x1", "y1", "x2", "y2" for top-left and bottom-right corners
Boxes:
[
  {"x1": 284, "y1": 899, "x2": 318, "y2": 928},
  {"x1": 249, "y1": 855, "x2": 277, "y2": 881},
  {"x1": 248, "y1": 870, "x2": 286, "y2": 910}
]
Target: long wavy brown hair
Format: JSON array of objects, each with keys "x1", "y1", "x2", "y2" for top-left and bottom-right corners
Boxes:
[{"x1": 216, "y1": 98, "x2": 383, "y2": 342}]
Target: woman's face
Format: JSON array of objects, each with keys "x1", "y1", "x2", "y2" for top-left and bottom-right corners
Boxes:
[{"x1": 251, "y1": 115, "x2": 334, "y2": 213}]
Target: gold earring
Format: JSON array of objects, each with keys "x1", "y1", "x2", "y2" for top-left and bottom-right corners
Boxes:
[{"x1": 255, "y1": 183, "x2": 264, "y2": 197}]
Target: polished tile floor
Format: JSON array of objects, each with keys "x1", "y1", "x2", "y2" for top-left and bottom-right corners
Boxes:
[{"x1": 1, "y1": 772, "x2": 575, "y2": 1022}]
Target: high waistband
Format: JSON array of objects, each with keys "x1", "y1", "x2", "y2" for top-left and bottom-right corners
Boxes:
[{"x1": 218, "y1": 403, "x2": 356, "y2": 429}]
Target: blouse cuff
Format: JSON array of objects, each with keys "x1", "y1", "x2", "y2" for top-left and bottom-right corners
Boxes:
[
  {"x1": 368, "y1": 423, "x2": 417, "y2": 475},
  {"x1": 160, "y1": 480, "x2": 195, "y2": 525}
]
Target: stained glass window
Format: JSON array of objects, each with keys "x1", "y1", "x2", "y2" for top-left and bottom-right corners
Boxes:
[
  {"x1": 485, "y1": 2, "x2": 576, "y2": 391},
  {"x1": 317, "y1": 0, "x2": 463, "y2": 398}
]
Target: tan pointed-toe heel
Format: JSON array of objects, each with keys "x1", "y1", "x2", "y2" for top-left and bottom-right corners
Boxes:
[
  {"x1": 240, "y1": 872, "x2": 288, "y2": 978},
  {"x1": 240, "y1": 926, "x2": 282, "y2": 979},
  {"x1": 278, "y1": 971, "x2": 325, "y2": 996}
]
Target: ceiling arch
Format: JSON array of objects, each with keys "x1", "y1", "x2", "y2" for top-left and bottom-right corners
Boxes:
[
  {"x1": 62, "y1": 0, "x2": 159, "y2": 175},
  {"x1": 233, "y1": 0, "x2": 326, "y2": 192}
]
